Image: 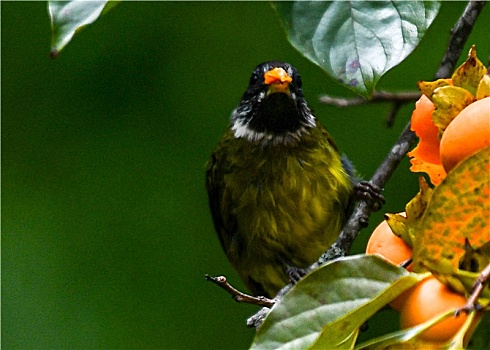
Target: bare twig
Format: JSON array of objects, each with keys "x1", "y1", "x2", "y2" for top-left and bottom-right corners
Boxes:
[
  {"x1": 205, "y1": 275, "x2": 275, "y2": 308},
  {"x1": 386, "y1": 101, "x2": 405, "y2": 128},
  {"x1": 456, "y1": 263, "x2": 490, "y2": 315},
  {"x1": 319, "y1": 91, "x2": 420, "y2": 107},
  {"x1": 320, "y1": 91, "x2": 420, "y2": 127}
]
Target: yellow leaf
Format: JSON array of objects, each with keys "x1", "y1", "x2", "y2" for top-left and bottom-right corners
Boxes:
[
  {"x1": 476, "y1": 70, "x2": 490, "y2": 100},
  {"x1": 452, "y1": 45, "x2": 487, "y2": 97},
  {"x1": 405, "y1": 177, "x2": 433, "y2": 222},
  {"x1": 412, "y1": 147, "x2": 490, "y2": 280},
  {"x1": 431, "y1": 86, "x2": 475, "y2": 130},
  {"x1": 385, "y1": 212, "x2": 411, "y2": 245},
  {"x1": 386, "y1": 178, "x2": 434, "y2": 248},
  {"x1": 418, "y1": 79, "x2": 452, "y2": 98}
]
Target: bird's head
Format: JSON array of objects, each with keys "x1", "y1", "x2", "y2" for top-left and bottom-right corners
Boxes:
[{"x1": 231, "y1": 61, "x2": 316, "y2": 146}]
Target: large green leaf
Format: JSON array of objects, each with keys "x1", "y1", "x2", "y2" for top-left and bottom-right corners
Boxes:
[
  {"x1": 272, "y1": 1, "x2": 440, "y2": 98},
  {"x1": 250, "y1": 255, "x2": 427, "y2": 350},
  {"x1": 48, "y1": 0, "x2": 120, "y2": 58}
]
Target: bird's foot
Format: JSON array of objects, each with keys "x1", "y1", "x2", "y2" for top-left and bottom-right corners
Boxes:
[
  {"x1": 281, "y1": 258, "x2": 309, "y2": 284},
  {"x1": 286, "y1": 265, "x2": 308, "y2": 284},
  {"x1": 354, "y1": 181, "x2": 385, "y2": 211}
]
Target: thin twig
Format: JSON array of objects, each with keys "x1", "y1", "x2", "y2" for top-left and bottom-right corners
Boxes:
[
  {"x1": 456, "y1": 263, "x2": 490, "y2": 315},
  {"x1": 205, "y1": 275, "x2": 275, "y2": 308},
  {"x1": 319, "y1": 91, "x2": 420, "y2": 107},
  {"x1": 386, "y1": 101, "x2": 404, "y2": 128}
]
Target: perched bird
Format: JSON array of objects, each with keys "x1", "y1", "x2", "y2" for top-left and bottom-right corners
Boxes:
[{"x1": 206, "y1": 61, "x2": 354, "y2": 298}]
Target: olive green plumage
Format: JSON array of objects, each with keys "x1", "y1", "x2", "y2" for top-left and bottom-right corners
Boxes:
[{"x1": 206, "y1": 61, "x2": 353, "y2": 297}]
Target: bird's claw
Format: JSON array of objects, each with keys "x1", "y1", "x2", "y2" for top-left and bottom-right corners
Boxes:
[
  {"x1": 284, "y1": 265, "x2": 308, "y2": 284},
  {"x1": 354, "y1": 181, "x2": 385, "y2": 211}
]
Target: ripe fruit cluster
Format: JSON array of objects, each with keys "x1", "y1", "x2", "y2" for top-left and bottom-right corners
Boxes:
[
  {"x1": 366, "y1": 80, "x2": 489, "y2": 343},
  {"x1": 366, "y1": 218, "x2": 470, "y2": 343}
]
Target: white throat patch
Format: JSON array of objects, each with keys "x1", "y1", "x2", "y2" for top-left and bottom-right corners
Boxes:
[{"x1": 231, "y1": 116, "x2": 314, "y2": 146}]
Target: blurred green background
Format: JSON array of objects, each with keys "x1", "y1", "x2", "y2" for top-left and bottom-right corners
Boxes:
[{"x1": 2, "y1": 2, "x2": 489, "y2": 349}]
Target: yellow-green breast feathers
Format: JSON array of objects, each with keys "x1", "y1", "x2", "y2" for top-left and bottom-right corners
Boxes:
[{"x1": 207, "y1": 126, "x2": 352, "y2": 296}]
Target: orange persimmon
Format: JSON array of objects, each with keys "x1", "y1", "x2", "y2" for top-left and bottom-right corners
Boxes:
[
  {"x1": 366, "y1": 214, "x2": 412, "y2": 268},
  {"x1": 399, "y1": 276, "x2": 469, "y2": 343},
  {"x1": 408, "y1": 94, "x2": 447, "y2": 185},
  {"x1": 440, "y1": 97, "x2": 490, "y2": 172},
  {"x1": 366, "y1": 215, "x2": 413, "y2": 311}
]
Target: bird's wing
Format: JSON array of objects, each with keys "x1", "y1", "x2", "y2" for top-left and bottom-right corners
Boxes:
[{"x1": 205, "y1": 152, "x2": 237, "y2": 256}]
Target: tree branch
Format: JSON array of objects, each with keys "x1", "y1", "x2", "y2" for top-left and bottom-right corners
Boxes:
[
  {"x1": 319, "y1": 91, "x2": 421, "y2": 127},
  {"x1": 319, "y1": 91, "x2": 420, "y2": 107},
  {"x1": 319, "y1": 121, "x2": 417, "y2": 263}
]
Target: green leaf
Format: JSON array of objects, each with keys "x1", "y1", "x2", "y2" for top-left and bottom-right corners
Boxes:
[
  {"x1": 355, "y1": 309, "x2": 455, "y2": 349},
  {"x1": 48, "y1": 0, "x2": 120, "y2": 58},
  {"x1": 250, "y1": 255, "x2": 427, "y2": 350},
  {"x1": 272, "y1": 1, "x2": 440, "y2": 98}
]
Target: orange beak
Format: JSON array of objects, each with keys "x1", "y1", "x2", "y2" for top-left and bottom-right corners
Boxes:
[{"x1": 264, "y1": 67, "x2": 292, "y2": 93}]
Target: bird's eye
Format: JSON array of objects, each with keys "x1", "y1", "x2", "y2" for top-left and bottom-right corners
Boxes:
[{"x1": 249, "y1": 72, "x2": 261, "y2": 86}]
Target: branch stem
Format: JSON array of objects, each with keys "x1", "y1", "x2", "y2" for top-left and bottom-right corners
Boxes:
[
  {"x1": 205, "y1": 275, "x2": 275, "y2": 308},
  {"x1": 319, "y1": 91, "x2": 420, "y2": 107}
]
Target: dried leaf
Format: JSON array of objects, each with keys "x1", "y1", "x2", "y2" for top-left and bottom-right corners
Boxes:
[{"x1": 452, "y1": 45, "x2": 487, "y2": 97}]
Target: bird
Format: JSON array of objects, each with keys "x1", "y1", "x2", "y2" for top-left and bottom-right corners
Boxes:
[{"x1": 206, "y1": 61, "x2": 355, "y2": 298}]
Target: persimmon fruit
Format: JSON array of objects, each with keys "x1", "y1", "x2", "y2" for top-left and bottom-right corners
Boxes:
[
  {"x1": 399, "y1": 276, "x2": 469, "y2": 343},
  {"x1": 366, "y1": 214, "x2": 413, "y2": 311},
  {"x1": 366, "y1": 214, "x2": 412, "y2": 268},
  {"x1": 440, "y1": 97, "x2": 490, "y2": 172}
]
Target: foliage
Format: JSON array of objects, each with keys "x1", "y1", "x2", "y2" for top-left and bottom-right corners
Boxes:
[
  {"x1": 251, "y1": 256, "x2": 426, "y2": 349},
  {"x1": 271, "y1": 1, "x2": 440, "y2": 98},
  {"x1": 38, "y1": 1, "x2": 490, "y2": 349},
  {"x1": 48, "y1": 0, "x2": 119, "y2": 57}
]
